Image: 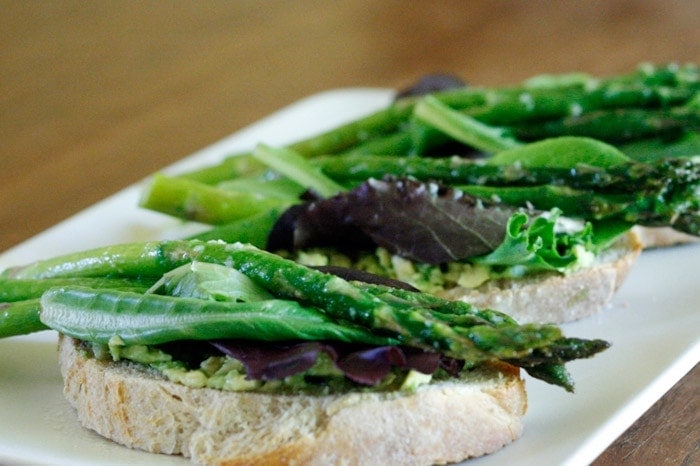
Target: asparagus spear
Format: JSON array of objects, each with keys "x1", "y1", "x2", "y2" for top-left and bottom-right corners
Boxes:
[
  {"x1": 140, "y1": 174, "x2": 288, "y2": 224},
  {"x1": 140, "y1": 145, "x2": 342, "y2": 225},
  {"x1": 356, "y1": 280, "x2": 518, "y2": 327},
  {"x1": 186, "y1": 208, "x2": 283, "y2": 246},
  {"x1": 0, "y1": 277, "x2": 150, "y2": 302},
  {"x1": 8, "y1": 239, "x2": 518, "y2": 350},
  {"x1": 619, "y1": 132, "x2": 700, "y2": 162},
  {"x1": 0, "y1": 300, "x2": 45, "y2": 338},
  {"x1": 510, "y1": 108, "x2": 700, "y2": 143},
  {"x1": 352, "y1": 279, "x2": 604, "y2": 394}
]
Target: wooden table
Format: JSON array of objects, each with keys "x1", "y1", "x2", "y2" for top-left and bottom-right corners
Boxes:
[{"x1": 1, "y1": 1, "x2": 698, "y2": 464}]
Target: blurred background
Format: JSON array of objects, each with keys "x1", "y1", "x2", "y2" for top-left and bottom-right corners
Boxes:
[{"x1": 0, "y1": 1, "x2": 698, "y2": 464}]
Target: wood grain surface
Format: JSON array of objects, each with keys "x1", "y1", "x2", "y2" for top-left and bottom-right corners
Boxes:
[{"x1": 1, "y1": 1, "x2": 698, "y2": 464}]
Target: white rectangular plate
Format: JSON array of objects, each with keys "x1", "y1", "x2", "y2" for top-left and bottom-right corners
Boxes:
[{"x1": 1, "y1": 89, "x2": 698, "y2": 466}]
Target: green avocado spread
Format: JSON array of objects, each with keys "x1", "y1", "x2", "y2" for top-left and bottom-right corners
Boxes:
[
  {"x1": 93, "y1": 337, "x2": 435, "y2": 395},
  {"x1": 286, "y1": 247, "x2": 492, "y2": 293},
  {"x1": 283, "y1": 229, "x2": 596, "y2": 294}
]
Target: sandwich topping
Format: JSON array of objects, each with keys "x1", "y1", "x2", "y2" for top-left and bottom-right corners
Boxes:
[
  {"x1": 22, "y1": 240, "x2": 611, "y2": 393},
  {"x1": 269, "y1": 176, "x2": 599, "y2": 293},
  {"x1": 94, "y1": 337, "x2": 455, "y2": 395}
]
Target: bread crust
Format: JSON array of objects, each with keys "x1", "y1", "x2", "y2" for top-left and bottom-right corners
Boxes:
[
  {"x1": 631, "y1": 226, "x2": 698, "y2": 249},
  {"x1": 437, "y1": 230, "x2": 643, "y2": 323},
  {"x1": 58, "y1": 335, "x2": 527, "y2": 466}
]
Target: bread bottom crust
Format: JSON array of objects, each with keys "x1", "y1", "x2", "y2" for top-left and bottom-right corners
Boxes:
[{"x1": 58, "y1": 335, "x2": 527, "y2": 466}]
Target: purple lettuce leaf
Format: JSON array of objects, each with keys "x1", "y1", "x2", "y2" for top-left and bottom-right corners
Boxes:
[
  {"x1": 271, "y1": 177, "x2": 516, "y2": 264},
  {"x1": 211, "y1": 340, "x2": 448, "y2": 386},
  {"x1": 394, "y1": 74, "x2": 466, "y2": 100}
]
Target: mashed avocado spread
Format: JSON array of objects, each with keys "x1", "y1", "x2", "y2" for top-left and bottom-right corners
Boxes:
[
  {"x1": 288, "y1": 247, "x2": 492, "y2": 293},
  {"x1": 94, "y1": 337, "x2": 434, "y2": 395},
  {"x1": 284, "y1": 233, "x2": 596, "y2": 294}
]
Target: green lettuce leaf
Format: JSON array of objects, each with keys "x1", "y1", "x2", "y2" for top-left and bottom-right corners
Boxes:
[
  {"x1": 473, "y1": 209, "x2": 595, "y2": 277},
  {"x1": 148, "y1": 261, "x2": 274, "y2": 302}
]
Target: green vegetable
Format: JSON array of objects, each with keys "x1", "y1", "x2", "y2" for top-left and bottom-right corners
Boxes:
[
  {"x1": 251, "y1": 144, "x2": 345, "y2": 197},
  {"x1": 140, "y1": 174, "x2": 287, "y2": 224},
  {"x1": 0, "y1": 277, "x2": 150, "y2": 338},
  {"x1": 473, "y1": 210, "x2": 594, "y2": 276},
  {"x1": 149, "y1": 261, "x2": 274, "y2": 302},
  {"x1": 510, "y1": 108, "x2": 699, "y2": 143},
  {"x1": 353, "y1": 280, "x2": 518, "y2": 327},
  {"x1": 314, "y1": 137, "x2": 633, "y2": 186},
  {"x1": 618, "y1": 132, "x2": 700, "y2": 162},
  {"x1": 1, "y1": 239, "x2": 607, "y2": 389},
  {"x1": 217, "y1": 177, "x2": 305, "y2": 201},
  {"x1": 0, "y1": 300, "x2": 45, "y2": 338},
  {"x1": 186, "y1": 208, "x2": 283, "y2": 246},
  {"x1": 0, "y1": 276, "x2": 149, "y2": 302},
  {"x1": 413, "y1": 95, "x2": 521, "y2": 153},
  {"x1": 2, "y1": 241, "x2": 181, "y2": 280},
  {"x1": 458, "y1": 184, "x2": 599, "y2": 217},
  {"x1": 40, "y1": 286, "x2": 396, "y2": 346},
  {"x1": 485, "y1": 136, "x2": 629, "y2": 168},
  {"x1": 211, "y1": 244, "x2": 557, "y2": 361}
]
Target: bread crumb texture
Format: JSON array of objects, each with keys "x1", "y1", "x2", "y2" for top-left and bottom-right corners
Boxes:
[{"x1": 59, "y1": 336, "x2": 526, "y2": 465}]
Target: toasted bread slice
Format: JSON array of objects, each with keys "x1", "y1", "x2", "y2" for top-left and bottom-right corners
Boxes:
[
  {"x1": 437, "y1": 230, "x2": 643, "y2": 323},
  {"x1": 58, "y1": 335, "x2": 527, "y2": 466}
]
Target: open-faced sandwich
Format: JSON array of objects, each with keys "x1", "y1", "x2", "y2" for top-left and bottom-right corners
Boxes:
[{"x1": 1, "y1": 240, "x2": 609, "y2": 465}]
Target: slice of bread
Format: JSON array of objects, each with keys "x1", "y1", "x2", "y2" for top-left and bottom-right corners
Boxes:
[
  {"x1": 437, "y1": 230, "x2": 643, "y2": 324},
  {"x1": 58, "y1": 335, "x2": 527, "y2": 466}
]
